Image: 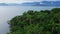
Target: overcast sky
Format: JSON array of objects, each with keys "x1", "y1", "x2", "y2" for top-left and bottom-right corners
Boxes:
[{"x1": 0, "y1": 0, "x2": 60, "y2": 3}]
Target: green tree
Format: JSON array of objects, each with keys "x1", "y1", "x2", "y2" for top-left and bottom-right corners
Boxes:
[{"x1": 8, "y1": 8, "x2": 60, "y2": 34}]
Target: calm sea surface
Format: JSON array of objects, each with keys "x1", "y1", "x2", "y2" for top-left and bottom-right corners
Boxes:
[{"x1": 0, "y1": 6, "x2": 60, "y2": 34}]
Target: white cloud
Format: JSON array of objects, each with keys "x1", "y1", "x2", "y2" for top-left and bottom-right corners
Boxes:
[{"x1": 0, "y1": 0, "x2": 60, "y2": 3}]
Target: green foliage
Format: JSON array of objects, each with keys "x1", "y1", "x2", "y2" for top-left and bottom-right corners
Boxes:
[{"x1": 8, "y1": 8, "x2": 60, "y2": 34}]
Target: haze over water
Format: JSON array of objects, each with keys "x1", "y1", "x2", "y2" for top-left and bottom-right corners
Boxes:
[{"x1": 0, "y1": 6, "x2": 60, "y2": 34}]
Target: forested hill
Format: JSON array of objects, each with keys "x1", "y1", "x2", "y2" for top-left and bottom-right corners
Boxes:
[{"x1": 7, "y1": 8, "x2": 60, "y2": 34}]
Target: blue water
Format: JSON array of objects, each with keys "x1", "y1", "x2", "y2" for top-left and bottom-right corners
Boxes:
[{"x1": 0, "y1": 6, "x2": 60, "y2": 34}]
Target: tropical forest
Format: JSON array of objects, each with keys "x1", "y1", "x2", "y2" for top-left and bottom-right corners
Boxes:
[{"x1": 7, "y1": 8, "x2": 60, "y2": 34}]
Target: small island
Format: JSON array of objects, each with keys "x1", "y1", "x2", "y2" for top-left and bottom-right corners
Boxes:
[{"x1": 7, "y1": 8, "x2": 60, "y2": 34}]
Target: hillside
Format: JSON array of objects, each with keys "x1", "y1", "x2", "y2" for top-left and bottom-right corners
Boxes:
[{"x1": 7, "y1": 8, "x2": 60, "y2": 34}]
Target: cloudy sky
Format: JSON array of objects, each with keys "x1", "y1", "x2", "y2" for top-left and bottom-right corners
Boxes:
[{"x1": 0, "y1": 0, "x2": 60, "y2": 3}]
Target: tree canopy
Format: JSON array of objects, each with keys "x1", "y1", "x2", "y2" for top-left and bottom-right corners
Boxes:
[{"x1": 7, "y1": 8, "x2": 60, "y2": 34}]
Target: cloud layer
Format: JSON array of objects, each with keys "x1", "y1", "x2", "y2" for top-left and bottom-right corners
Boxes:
[{"x1": 0, "y1": 0, "x2": 60, "y2": 3}]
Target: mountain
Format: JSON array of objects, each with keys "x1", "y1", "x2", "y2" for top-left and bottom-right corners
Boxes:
[
  {"x1": 21, "y1": 1, "x2": 60, "y2": 6},
  {"x1": 0, "y1": 3, "x2": 21, "y2": 6},
  {"x1": 19, "y1": 2, "x2": 40, "y2": 6},
  {"x1": 0, "y1": 1, "x2": 60, "y2": 6},
  {"x1": 20, "y1": 2, "x2": 40, "y2": 6},
  {"x1": 40, "y1": 1, "x2": 60, "y2": 6},
  {"x1": 0, "y1": 3, "x2": 8, "y2": 6}
]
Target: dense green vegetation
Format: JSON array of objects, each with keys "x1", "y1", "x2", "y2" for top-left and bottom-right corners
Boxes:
[{"x1": 8, "y1": 8, "x2": 60, "y2": 34}]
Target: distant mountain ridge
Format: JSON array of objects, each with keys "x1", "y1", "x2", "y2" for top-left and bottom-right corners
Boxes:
[
  {"x1": 0, "y1": 1, "x2": 60, "y2": 6},
  {"x1": 21, "y1": 1, "x2": 60, "y2": 6}
]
